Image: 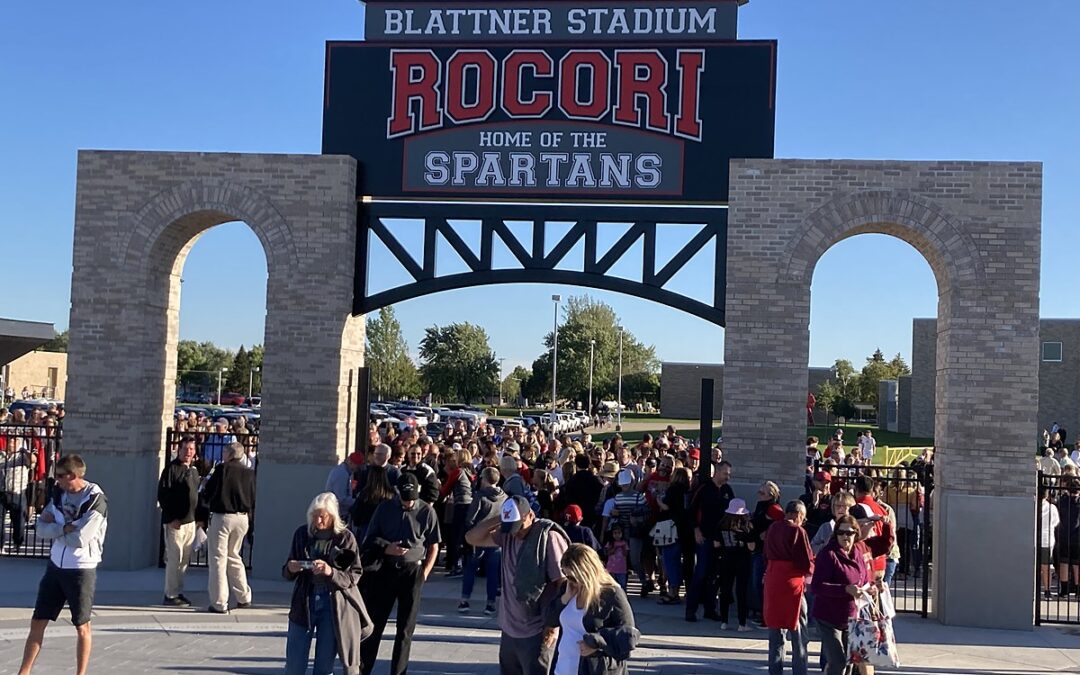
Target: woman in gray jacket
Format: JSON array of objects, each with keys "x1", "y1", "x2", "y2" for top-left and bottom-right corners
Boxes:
[{"x1": 283, "y1": 492, "x2": 371, "y2": 675}]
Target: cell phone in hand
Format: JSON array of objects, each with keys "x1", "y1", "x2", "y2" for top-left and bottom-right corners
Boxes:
[{"x1": 298, "y1": 560, "x2": 315, "y2": 570}]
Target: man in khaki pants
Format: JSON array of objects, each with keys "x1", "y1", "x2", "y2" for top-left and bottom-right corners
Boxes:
[
  {"x1": 203, "y1": 442, "x2": 255, "y2": 613},
  {"x1": 157, "y1": 436, "x2": 200, "y2": 606}
]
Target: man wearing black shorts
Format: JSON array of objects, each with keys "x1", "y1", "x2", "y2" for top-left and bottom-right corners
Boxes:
[{"x1": 17, "y1": 454, "x2": 108, "y2": 675}]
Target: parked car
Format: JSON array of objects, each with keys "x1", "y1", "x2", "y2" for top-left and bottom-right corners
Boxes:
[
  {"x1": 218, "y1": 392, "x2": 247, "y2": 406},
  {"x1": 425, "y1": 421, "x2": 448, "y2": 437},
  {"x1": 487, "y1": 418, "x2": 506, "y2": 432}
]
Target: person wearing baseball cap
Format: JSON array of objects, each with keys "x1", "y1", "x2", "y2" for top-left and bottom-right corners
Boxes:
[
  {"x1": 324, "y1": 451, "x2": 366, "y2": 520},
  {"x1": 466, "y1": 494, "x2": 569, "y2": 675},
  {"x1": 359, "y1": 472, "x2": 442, "y2": 675},
  {"x1": 561, "y1": 504, "x2": 601, "y2": 556}
]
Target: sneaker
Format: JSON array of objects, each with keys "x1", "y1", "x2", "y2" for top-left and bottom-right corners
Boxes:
[
  {"x1": 484, "y1": 604, "x2": 497, "y2": 616},
  {"x1": 235, "y1": 602, "x2": 251, "y2": 609},
  {"x1": 207, "y1": 606, "x2": 229, "y2": 614},
  {"x1": 177, "y1": 594, "x2": 192, "y2": 606},
  {"x1": 163, "y1": 596, "x2": 187, "y2": 607},
  {"x1": 719, "y1": 622, "x2": 728, "y2": 630},
  {"x1": 458, "y1": 601, "x2": 470, "y2": 613},
  {"x1": 738, "y1": 624, "x2": 753, "y2": 632},
  {"x1": 447, "y1": 569, "x2": 463, "y2": 578}
]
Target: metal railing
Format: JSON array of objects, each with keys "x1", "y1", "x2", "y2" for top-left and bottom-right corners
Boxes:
[
  {"x1": 0, "y1": 424, "x2": 63, "y2": 560},
  {"x1": 1036, "y1": 471, "x2": 1080, "y2": 625},
  {"x1": 815, "y1": 461, "x2": 933, "y2": 617},
  {"x1": 159, "y1": 427, "x2": 257, "y2": 569}
]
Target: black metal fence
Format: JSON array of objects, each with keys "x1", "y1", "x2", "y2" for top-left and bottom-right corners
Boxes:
[
  {"x1": 1036, "y1": 471, "x2": 1080, "y2": 625},
  {"x1": 0, "y1": 424, "x2": 63, "y2": 560},
  {"x1": 158, "y1": 427, "x2": 257, "y2": 569},
  {"x1": 816, "y1": 461, "x2": 933, "y2": 617}
]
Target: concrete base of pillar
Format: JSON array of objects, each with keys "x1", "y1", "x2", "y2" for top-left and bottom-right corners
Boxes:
[
  {"x1": 88, "y1": 453, "x2": 163, "y2": 570},
  {"x1": 250, "y1": 459, "x2": 334, "y2": 580},
  {"x1": 934, "y1": 491, "x2": 1035, "y2": 629}
]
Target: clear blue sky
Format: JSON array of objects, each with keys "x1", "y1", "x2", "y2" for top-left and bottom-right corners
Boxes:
[{"x1": 2, "y1": 1, "x2": 1078, "y2": 374}]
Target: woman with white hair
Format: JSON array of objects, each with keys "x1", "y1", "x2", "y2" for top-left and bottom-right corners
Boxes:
[{"x1": 283, "y1": 492, "x2": 369, "y2": 675}]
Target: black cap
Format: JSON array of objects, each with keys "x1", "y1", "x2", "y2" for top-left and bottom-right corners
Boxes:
[{"x1": 398, "y1": 473, "x2": 420, "y2": 501}]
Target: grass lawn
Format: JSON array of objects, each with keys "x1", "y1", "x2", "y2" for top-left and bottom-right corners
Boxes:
[{"x1": 585, "y1": 422, "x2": 933, "y2": 466}]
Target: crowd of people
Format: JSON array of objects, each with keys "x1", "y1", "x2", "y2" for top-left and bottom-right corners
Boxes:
[
  {"x1": 1036, "y1": 423, "x2": 1080, "y2": 601},
  {"x1": 0, "y1": 405, "x2": 64, "y2": 553},
  {"x1": 4, "y1": 410, "x2": 941, "y2": 675}
]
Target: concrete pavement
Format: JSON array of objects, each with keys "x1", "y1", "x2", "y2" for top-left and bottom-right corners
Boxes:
[{"x1": 0, "y1": 558, "x2": 1078, "y2": 674}]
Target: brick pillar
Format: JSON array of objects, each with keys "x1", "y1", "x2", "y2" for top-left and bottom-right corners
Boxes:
[
  {"x1": 726, "y1": 159, "x2": 1041, "y2": 628},
  {"x1": 66, "y1": 151, "x2": 360, "y2": 573}
]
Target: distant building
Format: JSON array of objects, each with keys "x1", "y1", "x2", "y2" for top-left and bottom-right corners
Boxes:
[
  {"x1": 0, "y1": 318, "x2": 63, "y2": 401},
  {"x1": 905, "y1": 318, "x2": 1080, "y2": 441},
  {"x1": 660, "y1": 362, "x2": 835, "y2": 423}
]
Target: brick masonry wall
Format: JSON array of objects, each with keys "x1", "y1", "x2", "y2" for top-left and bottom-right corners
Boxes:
[
  {"x1": 66, "y1": 151, "x2": 361, "y2": 467},
  {"x1": 725, "y1": 159, "x2": 1041, "y2": 496},
  {"x1": 910, "y1": 318, "x2": 1080, "y2": 441},
  {"x1": 908, "y1": 318, "x2": 937, "y2": 438},
  {"x1": 897, "y1": 375, "x2": 911, "y2": 435}
]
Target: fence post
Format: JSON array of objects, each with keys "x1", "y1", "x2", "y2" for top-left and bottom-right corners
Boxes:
[
  {"x1": 355, "y1": 367, "x2": 371, "y2": 458},
  {"x1": 698, "y1": 378, "x2": 714, "y2": 483}
]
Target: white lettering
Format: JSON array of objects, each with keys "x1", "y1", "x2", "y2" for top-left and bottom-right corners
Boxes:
[
  {"x1": 476, "y1": 152, "x2": 508, "y2": 186},
  {"x1": 425, "y1": 10, "x2": 446, "y2": 35},
  {"x1": 535, "y1": 9, "x2": 552, "y2": 34},
  {"x1": 633, "y1": 8, "x2": 652, "y2": 34},
  {"x1": 598, "y1": 153, "x2": 632, "y2": 188},
  {"x1": 609, "y1": 9, "x2": 629, "y2": 34},
  {"x1": 539, "y1": 153, "x2": 568, "y2": 186},
  {"x1": 689, "y1": 7, "x2": 715, "y2": 34},
  {"x1": 385, "y1": 9, "x2": 404, "y2": 34},
  {"x1": 509, "y1": 153, "x2": 536, "y2": 186},
  {"x1": 452, "y1": 152, "x2": 479, "y2": 185},
  {"x1": 424, "y1": 151, "x2": 450, "y2": 185},
  {"x1": 513, "y1": 9, "x2": 531, "y2": 34},
  {"x1": 446, "y1": 9, "x2": 466, "y2": 34},
  {"x1": 567, "y1": 9, "x2": 586, "y2": 34},
  {"x1": 404, "y1": 9, "x2": 422, "y2": 35},
  {"x1": 634, "y1": 154, "x2": 662, "y2": 188},
  {"x1": 566, "y1": 153, "x2": 598, "y2": 187}
]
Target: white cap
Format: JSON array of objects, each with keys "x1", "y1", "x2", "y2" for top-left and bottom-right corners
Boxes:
[
  {"x1": 617, "y1": 469, "x2": 634, "y2": 486},
  {"x1": 501, "y1": 499, "x2": 522, "y2": 523}
]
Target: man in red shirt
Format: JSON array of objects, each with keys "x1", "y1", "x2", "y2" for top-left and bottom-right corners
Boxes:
[{"x1": 853, "y1": 475, "x2": 887, "y2": 579}]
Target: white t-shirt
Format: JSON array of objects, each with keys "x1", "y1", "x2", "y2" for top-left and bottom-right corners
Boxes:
[
  {"x1": 1041, "y1": 500, "x2": 1061, "y2": 550},
  {"x1": 555, "y1": 597, "x2": 587, "y2": 675},
  {"x1": 858, "y1": 436, "x2": 876, "y2": 460}
]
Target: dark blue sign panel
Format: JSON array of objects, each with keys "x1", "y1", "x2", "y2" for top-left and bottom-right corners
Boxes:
[{"x1": 322, "y1": 40, "x2": 776, "y2": 202}]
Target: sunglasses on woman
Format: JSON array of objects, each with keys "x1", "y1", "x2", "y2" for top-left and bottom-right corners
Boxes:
[{"x1": 835, "y1": 529, "x2": 857, "y2": 538}]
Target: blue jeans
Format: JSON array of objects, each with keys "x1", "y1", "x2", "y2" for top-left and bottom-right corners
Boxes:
[
  {"x1": 661, "y1": 543, "x2": 682, "y2": 595},
  {"x1": 285, "y1": 590, "x2": 337, "y2": 675},
  {"x1": 884, "y1": 558, "x2": 898, "y2": 586},
  {"x1": 685, "y1": 540, "x2": 718, "y2": 617},
  {"x1": 462, "y1": 546, "x2": 501, "y2": 604}
]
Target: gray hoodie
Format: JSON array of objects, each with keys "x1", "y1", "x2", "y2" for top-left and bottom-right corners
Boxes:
[{"x1": 467, "y1": 484, "x2": 507, "y2": 529}]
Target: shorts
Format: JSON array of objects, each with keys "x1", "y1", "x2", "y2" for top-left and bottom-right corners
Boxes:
[
  {"x1": 1058, "y1": 544, "x2": 1080, "y2": 565},
  {"x1": 33, "y1": 563, "x2": 97, "y2": 626},
  {"x1": 1039, "y1": 547, "x2": 1053, "y2": 565}
]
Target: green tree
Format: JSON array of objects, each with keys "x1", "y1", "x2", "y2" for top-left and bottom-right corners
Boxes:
[
  {"x1": 502, "y1": 365, "x2": 531, "y2": 404},
  {"x1": 366, "y1": 307, "x2": 421, "y2": 400},
  {"x1": 857, "y1": 349, "x2": 912, "y2": 407},
  {"x1": 418, "y1": 322, "x2": 498, "y2": 403},
  {"x1": 225, "y1": 345, "x2": 252, "y2": 395},
  {"x1": 529, "y1": 295, "x2": 658, "y2": 408},
  {"x1": 176, "y1": 340, "x2": 233, "y2": 394},
  {"x1": 42, "y1": 330, "x2": 69, "y2": 353}
]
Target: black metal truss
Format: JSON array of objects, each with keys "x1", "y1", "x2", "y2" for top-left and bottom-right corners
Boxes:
[{"x1": 354, "y1": 202, "x2": 726, "y2": 326}]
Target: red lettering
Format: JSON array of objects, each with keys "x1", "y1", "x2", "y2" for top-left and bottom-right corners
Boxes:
[
  {"x1": 501, "y1": 51, "x2": 554, "y2": 118},
  {"x1": 446, "y1": 51, "x2": 497, "y2": 124},
  {"x1": 674, "y1": 50, "x2": 704, "y2": 140},
  {"x1": 387, "y1": 50, "x2": 442, "y2": 138},
  {"x1": 558, "y1": 51, "x2": 611, "y2": 120},
  {"x1": 613, "y1": 50, "x2": 670, "y2": 133}
]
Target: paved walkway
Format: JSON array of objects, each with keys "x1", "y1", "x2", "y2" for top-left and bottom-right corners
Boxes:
[{"x1": 0, "y1": 558, "x2": 1077, "y2": 674}]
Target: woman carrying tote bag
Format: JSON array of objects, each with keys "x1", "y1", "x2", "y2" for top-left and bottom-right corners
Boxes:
[{"x1": 545, "y1": 543, "x2": 641, "y2": 675}]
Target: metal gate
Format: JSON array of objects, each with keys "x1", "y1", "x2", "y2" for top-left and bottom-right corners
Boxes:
[
  {"x1": 158, "y1": 427, "x2": 257, "y2": 569},
  {"x1": 1035, "y1": 471, "x2": 1080, "y2": 624},
  {"x1": 816, "y1": 460, "x2": 933, "y2": 617},
  {"x1": 0, "y1": 424, "x2": 62, "y2": 561}
]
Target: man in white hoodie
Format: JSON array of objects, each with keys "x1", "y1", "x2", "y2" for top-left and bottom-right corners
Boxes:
[{"x1": 17, "y1": 454, "x2": 107, "y2": 675}]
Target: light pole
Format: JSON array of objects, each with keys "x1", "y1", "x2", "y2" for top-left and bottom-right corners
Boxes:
[
  {"x1": 498, "y1": 357, "x2": 506, "y2": 406},
  {"x1": 551, "y1": 294, "x2": 561, "y2": 432},
  {"x1": 217, "y1": 367, "x2": 228, "y2": 405},
  {"x1": 616, "y1": 328, "x2": 623, "y2": 430},
  {"x1": 588, "y1": 339, "x2": 595, "y2": 418},
  {"x1": 249, "y1": 367, "x2": 260, "y2": 399}
]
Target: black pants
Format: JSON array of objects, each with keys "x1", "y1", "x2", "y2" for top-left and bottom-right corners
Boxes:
[
  {"x1": 0, "y1": 491, "x2": 26, "y2": 548},
  {"x1": 361, "y1": 561, "x2": 424, "y2": 675},
  {"x1": 717, "y1": 551, "x2": 751, "y2": 625},
  {"x1": 445, "y1": 503, "x2": 469, "y2": 572}
]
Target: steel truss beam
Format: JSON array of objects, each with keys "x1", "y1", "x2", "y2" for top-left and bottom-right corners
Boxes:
[{"x1": 354, "y1": 202, "x2": 727, "y2": 326}]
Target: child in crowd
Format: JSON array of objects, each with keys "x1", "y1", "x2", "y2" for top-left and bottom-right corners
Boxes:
[{"x1": 605, "y1": 525, "x2": 630, "y2": 590}]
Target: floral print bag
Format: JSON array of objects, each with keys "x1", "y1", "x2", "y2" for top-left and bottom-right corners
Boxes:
[{"x1": 848, "y1": 594, "x2": 900, "y2": 668}]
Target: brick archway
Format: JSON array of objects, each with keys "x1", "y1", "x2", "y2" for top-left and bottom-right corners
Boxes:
[
  {"x1": 722, "y1": 159, "x2": 1041, "y2": 629},
  {"x1": 65, "y1": 151, "x2": 360, "y2": 573}
]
